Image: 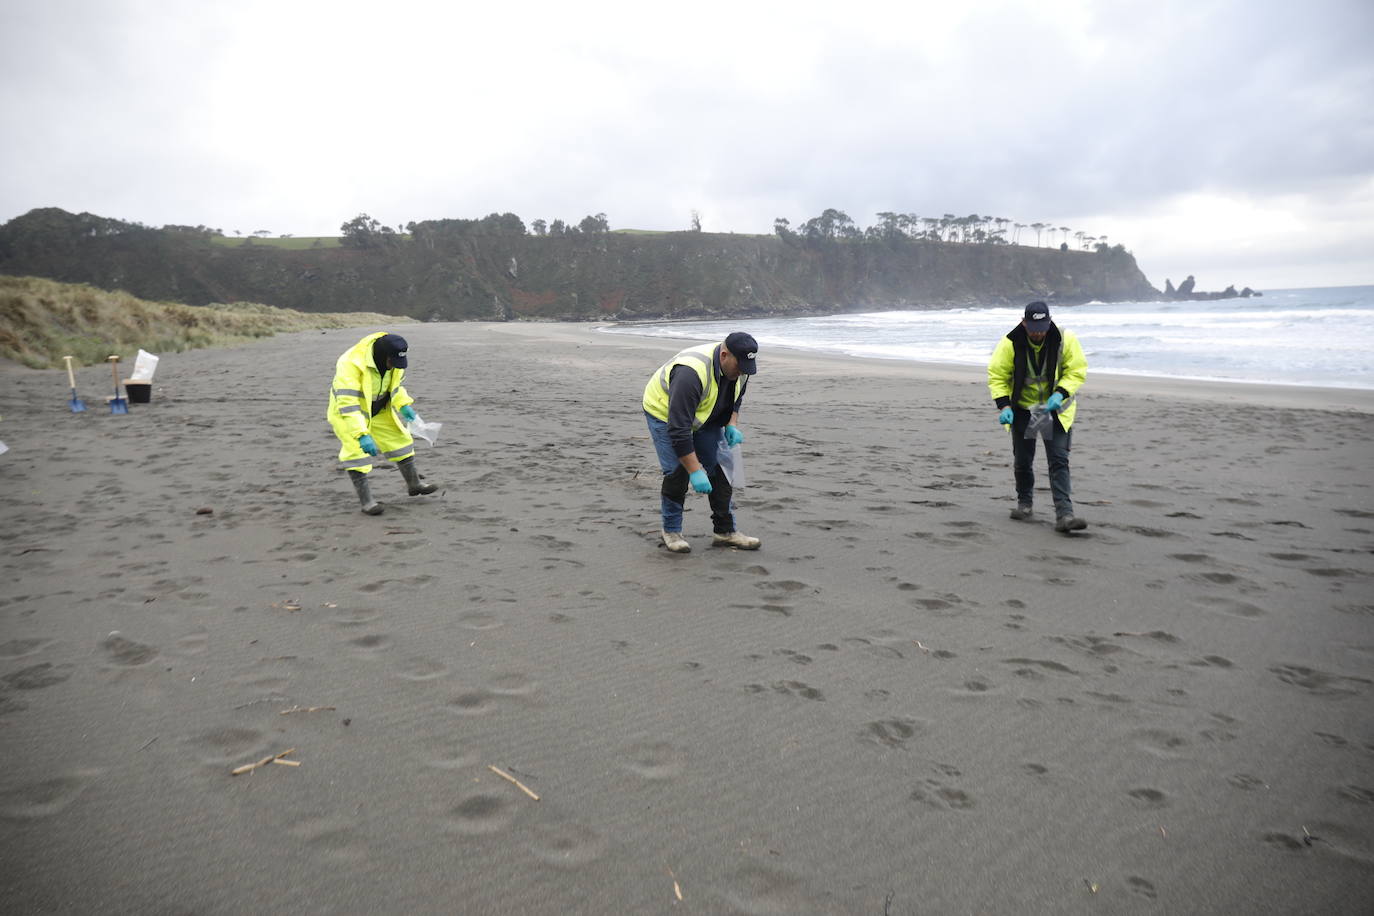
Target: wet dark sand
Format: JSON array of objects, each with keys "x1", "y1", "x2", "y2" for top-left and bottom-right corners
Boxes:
[{"x1": 1, "y1": 321, "x2": 1372, "y2": 914}]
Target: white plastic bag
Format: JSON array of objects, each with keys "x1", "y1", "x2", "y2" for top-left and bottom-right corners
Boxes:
[
  {"x1": 407, "y1": 412, "x2": 442, "y2": 446},
  {"x1": 718, "y1": 442, "x2": 746, "y2": 488},
  {"x1": 130, "y1": 349, "x2": 159, "y2": 381},
  {"x1": 0, "y1": 440, "x2": 8, "y2": 457}
]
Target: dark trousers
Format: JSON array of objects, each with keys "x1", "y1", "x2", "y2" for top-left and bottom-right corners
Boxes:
[
  {"x1": 646, "y1": 413, "x2": 736, "y2": 533},
  {"x1": 1010, "y1": 412, "x2": 1074, "y2": 518}
]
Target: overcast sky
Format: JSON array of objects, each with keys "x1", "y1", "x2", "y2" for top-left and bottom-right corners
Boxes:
[{"x1": 2, "y1": 0, "x2": 1371, "y2": 291}]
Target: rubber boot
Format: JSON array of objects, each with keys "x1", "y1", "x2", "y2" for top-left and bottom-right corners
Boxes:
[
  {"x1": 398, "y1": 457, "x2": 438, "y2": 496},
  {"x1": 349, "y1": 470, "x2": 384, "y2": 515}
]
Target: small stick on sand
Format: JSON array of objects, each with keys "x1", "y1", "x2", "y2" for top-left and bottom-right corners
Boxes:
[
  {"x1": 487, "y1": 764, "x2": 540, "y2": 801},
  {"x1": 279, "y1": 705, "x2": 336, "y2": 715},
  {"x1": 231, "y1": 748, "x2": 297, "y2": 776},
  {"x1": 668, "y1": 868, "x2": 684, "y2": 901}
]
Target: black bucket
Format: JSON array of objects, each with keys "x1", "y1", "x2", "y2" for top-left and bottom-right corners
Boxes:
[{"x1": 123, "y1": 380, "x2": 152, "y2": 404}]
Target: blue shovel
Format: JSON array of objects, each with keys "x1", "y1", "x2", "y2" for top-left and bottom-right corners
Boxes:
[
  {"x1": 63, "y1": 355, "x2": 86, "y2": 412},
  {"x1": 107, "y1": 355, "x2": 128, "y2": 415}
]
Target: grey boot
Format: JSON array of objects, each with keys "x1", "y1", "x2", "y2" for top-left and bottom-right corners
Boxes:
[
  {"x1": 349, "y1": 470, "x2": 384, "y2": 515},
  {"x1": 398, "y1": 457, "x2": 438, "y2": 496}
]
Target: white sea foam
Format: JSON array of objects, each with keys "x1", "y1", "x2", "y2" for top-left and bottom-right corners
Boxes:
[{"x1": 603, "y1": 285, "x2": 1374, "y2": 390}]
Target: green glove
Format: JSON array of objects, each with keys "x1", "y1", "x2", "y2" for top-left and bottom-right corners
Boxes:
[
  {"x1": 1045, "y1": 392, "x2": 1064, "y2": 412},
  {"x1": 358, "y1": 434, "x2": 379, "y2": 456},
  {"x1": 724, "y1": 425, "x2": 744, "y2": 447},
  {"x1": 689, "y1": 469, "x2": 712, "y2": 493},
  {"x1": 399, "y1": 405, "x2": 417, "y2": 422},
  {"x1": 998, "y1": 406, "x2": 1014, "y2": 425}
]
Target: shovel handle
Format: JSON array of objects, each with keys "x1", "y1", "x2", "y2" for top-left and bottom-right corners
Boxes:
[
  {"x1": 108, "y1": 354, "x2": 121, "y2": 391},
  {"x1": 64, "y1": 355, "x2": 77, "y2": 388}
]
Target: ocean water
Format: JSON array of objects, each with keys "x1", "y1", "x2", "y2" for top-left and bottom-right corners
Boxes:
[{"x1": 601, "y1": 286, "x2": 1374, "y2": 390}]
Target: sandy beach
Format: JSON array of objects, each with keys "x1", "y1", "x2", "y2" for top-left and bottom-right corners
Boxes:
[{"x1": 1, "y1": 320, "x2": 1372, "y2": 914}]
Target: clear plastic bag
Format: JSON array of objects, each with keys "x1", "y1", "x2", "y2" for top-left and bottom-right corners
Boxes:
[
  {"x1": 0, "y1": 440, "x2": 8, "y2": 457},
  {"x1": 130, "y1": 349, "x2": 159, "y2": 381},
  {"x1": 718, "y1": 442, "x2": 746, "y2": 488},
  {"x1": 1024, "y1": 405, "x2": 1054, "y2": 440},
  {"x1": 407, "y1": 412, "x2": 442, "y2": 446}
]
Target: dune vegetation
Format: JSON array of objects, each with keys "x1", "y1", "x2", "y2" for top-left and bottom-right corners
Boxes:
[{"x1": 0, "y1": 275, "x2": 412, "y2": 369}]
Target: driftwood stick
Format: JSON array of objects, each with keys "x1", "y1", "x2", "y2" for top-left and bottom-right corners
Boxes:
[
  {"x1": 279, "y1": 705, "x2": 336, "y2": 715},
  {"x1": 487, "y1": 765, "x2": 540, "y2": 801},
  {"x1": 230, "y1": 747, "x2": 298, "y2": 776}
]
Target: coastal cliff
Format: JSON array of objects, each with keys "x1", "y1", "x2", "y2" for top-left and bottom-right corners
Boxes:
[{"x1": 0, "y1": 208, "x2": 1158, "y2": 320}]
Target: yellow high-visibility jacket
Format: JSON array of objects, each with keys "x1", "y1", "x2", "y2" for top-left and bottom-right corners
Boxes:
[
  {"x1": 987, "y1": 325, "x2": 1086, "y2": 430},
  {"x1": 642, "y1": 343, "x2": 721, "y2": 428},
  {"x1": 326, "y1": 332, "x2": 416, "y2": 471}
]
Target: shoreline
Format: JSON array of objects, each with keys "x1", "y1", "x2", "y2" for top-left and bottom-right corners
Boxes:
[{"x1": 522, "y1": 320, "x2": 1374, "y2": 413}]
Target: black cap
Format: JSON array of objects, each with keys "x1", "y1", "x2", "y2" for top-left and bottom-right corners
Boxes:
[
  {"x1": 1023, "y1": 302, "x2": 1051, "y2": 333},
  {"x1": 724, "y1": 332, "x2": 759, "y2": 375},
  {"x1": 373, "y1": 333, "x2": 409, "y2": 369}
]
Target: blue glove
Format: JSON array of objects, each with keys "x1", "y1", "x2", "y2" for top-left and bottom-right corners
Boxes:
[
  {"x1": 998, "y1": 406, "x2": 1014, "y2": 425},
  {"x1": 1045, "y1": 392, "x2": 1065, "y2": 412},
  {"x1": 689, "y1": 469, "x2": 713, "y2": 494},
  {"x1": 399, "y1": 405, "x2": 416, "y2": 422},
  {"x1": 724, "y1": 425, "x2": 744, "y2": 447},
  {"x1": 358, "y1": 434, "x2": 379, "y2": 456}
]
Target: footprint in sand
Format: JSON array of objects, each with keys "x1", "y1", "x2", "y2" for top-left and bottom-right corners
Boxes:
[
  {"x1": 394, "y1": 657, "x2": 448, "y2": 682},
  {"x1": 101, "y1": 631, "x2": 159, "y2": 666},
  {"x1": 1132, "y1": 729, "x2": 1190, "y2": 759},
  {"x1": 346, "y1": 633, "x2": 394, "y2": 656},
  {"x1": 456, "y1": 611, "x2": 503, "y2": 631},
  {"x1": 1270, "y1": 664, "x2": 1370, "y2": 697},
  {"x1": 859, "y1": 717, "x2": 927, "y2": 750},
  {"x1": 618, "y1": 740, "x2": 686, "y2": 780},
  {"x1": 0, "y1": 638, "x2": 54, "y2": 659},
  {"x1": 1127, "y1": 787, "x2": 1168, "y2": 808},
  {"x1": 288, "y1": 817, "x2": 369, "y2": 862},
  {"x1": 421, "y1": 736, "x2": 480, "y2": 771},
  {"x1": 1127, "y1": 877, "x2": 1158, "y2": 900},
  {"x1": 1191, "y1": 595, "x2": 1266, "y2": 618},
  {"x1": 442, "y1": 792, "x2": 518, "y2": 836},
  {"x1": 527, "y1": 821, "x2": 608, "y2": 869},
  {"x1": 0, "y1": 769, "x2": 102, "y2": 821},
  {"x1": 2, "y1": 662, "x2": 74, "y2": 689},
  {"x1": 185, "y1": 727, "x2": 270, "y2": 766},
  {"x1": 764, "y1": 680, "x2": 825, "y2": 701},
  {"x1": 909, "y1": 770, "x2": 975, "y2": 811},
  {"x1": 1003, "y1": 657, "x2": 1078, "y2": 679}
]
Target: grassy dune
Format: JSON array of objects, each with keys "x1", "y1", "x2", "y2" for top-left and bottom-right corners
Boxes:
[{"x1": 0, "y1": 275, "x2": 413, "y2": 369}]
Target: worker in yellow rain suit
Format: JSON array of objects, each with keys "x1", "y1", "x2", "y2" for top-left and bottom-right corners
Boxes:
[
  {"x1": 327, "y1": 332, "x2": 439, "y2": 515},
  {"x1": 987, "y1": 302, "x2": 1088, "y2": 532}
]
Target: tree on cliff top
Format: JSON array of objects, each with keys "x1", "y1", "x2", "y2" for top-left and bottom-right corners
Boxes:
[{"x1": 340, "y1": 213, "x2": 396, "y2": 249}]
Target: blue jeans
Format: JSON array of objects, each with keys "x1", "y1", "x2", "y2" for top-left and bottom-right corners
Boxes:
[
  {"x1": 1010, "y1": 413, "x2": 1074, "y2": 518},
  {"x1": 645, "y1": 412, "x2": 735, "y2": 533}
]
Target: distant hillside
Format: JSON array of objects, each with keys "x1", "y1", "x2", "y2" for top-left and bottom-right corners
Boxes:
[{"x1": 0, "y1": 208, "x2": 1158, "y2": 322}]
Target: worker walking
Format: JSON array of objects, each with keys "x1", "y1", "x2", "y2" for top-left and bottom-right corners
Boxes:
[
  {"x1": 642, "y1": 332, "x2": 761, "y2": 553},
  {"x1": 327, "y1": 332, "x2": 439, "y2": 515},
  {"x1": 988, "y1": 302, "x2": 1089, "y2": 532}
]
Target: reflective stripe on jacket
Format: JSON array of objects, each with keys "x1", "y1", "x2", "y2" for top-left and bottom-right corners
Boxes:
[
  {"x1": 641, "y1": 343, "x2": 720, "y2": 428},
  {"x1": 987, "y1": 325, "x2": 1087, "y2": 430}
]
